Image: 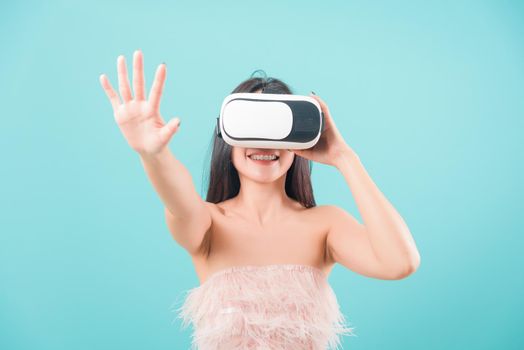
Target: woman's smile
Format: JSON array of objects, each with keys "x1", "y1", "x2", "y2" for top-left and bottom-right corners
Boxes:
[{"x1": 248, "y1": 155, "x2": 280, "y2": 166}]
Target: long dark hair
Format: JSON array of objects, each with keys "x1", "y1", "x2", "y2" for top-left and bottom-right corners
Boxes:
[{"x1": 202, "y1": 70, "x2": 316, "y2": 208}]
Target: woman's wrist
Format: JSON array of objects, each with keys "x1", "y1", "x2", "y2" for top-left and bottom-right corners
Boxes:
[
  {"x1": 334, "y1": 147, "x2": 361, "y2": 170},
  {"x1": 138, "y1": 146, "x2": 173, "y2": 163}
]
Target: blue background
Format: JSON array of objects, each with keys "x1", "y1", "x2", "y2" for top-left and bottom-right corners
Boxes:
[{"x1": 1, "y1": 0, "x2": 523, "y2": 349}]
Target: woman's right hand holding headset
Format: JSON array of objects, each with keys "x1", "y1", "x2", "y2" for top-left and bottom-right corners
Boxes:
[{"x1": 99, "y1": 50, "x2": 181, "y2": 156}]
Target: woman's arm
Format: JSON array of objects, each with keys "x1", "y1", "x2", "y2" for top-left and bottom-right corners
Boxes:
[
  {"x1": 329, "y1": 149, "x2": 420, "y2": 279},
  {"x1": 291, "y1": 93, "x2": 420, "y2": 279},
  {"x1": 99, "y1": 50, "x2": 211, "y2": 255},
  {"x1": 139, "y1": 147, "x2": 212, "y2": 256}
]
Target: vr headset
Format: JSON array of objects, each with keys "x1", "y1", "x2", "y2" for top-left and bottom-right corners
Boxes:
[{"x1": 216, "y1": 93, "x2": 325, "y2": 149}]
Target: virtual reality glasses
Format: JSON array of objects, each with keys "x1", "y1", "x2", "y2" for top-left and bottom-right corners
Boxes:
[{"x1": 216, "y1": 93, "x2": 325, "y2": 149}]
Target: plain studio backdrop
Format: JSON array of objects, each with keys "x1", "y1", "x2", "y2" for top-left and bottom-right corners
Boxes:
[{"x1": 1, "y1": 0, "x2": 523, "y2": 349}]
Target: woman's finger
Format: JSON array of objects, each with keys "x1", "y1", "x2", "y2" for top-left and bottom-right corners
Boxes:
[
  {"x1": 148, "y1": 63, "x2": 167, "y2": 112},
  {"x1": 117, "y1": 55, "x2": 133, "y2": 102},
  {"x1": 133, "y1": 50, "x2": 146, "y2": 100},
  {"x1": 99, "y1": 74, "x2": 122, "y2": 111},
  {"x1": 311, "y1": 94, "x2": 336, "y2": 126},
  {"x1": 310, "y1": 94, "x2": 331, "y2": 117},
  {"x1": 159, "y1": 117, "x2": 181, "y2": 144}
]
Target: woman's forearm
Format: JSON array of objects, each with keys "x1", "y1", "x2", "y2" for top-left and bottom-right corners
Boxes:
[
  {"x1": 334, "y1": 149, "x2": 420, "y2": 273},
  {"x1": 139, "y1": 147, "x2": 207, "y2": 220}
]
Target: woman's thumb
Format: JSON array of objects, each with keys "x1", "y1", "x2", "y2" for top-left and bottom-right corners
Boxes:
[{"x1": 159, "y1": 117, "x2": 181, "y2": 143}]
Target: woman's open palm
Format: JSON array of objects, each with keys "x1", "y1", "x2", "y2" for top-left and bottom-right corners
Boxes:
[{"x1": 99, "y1": 50, "x2": 181, "y2": 156}]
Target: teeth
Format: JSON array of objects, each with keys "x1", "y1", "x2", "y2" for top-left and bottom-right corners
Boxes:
[{"x1": 250, "y1": 154, "x2": 278, "y2": 161}]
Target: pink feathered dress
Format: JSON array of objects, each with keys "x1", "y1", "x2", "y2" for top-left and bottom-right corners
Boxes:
[{"x1": 171, "y1": 264, "x2": 356, "y2": 349}]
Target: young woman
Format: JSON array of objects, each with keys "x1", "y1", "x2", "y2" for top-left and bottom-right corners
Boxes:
[{"x1": 99, "y1": 50, "x2": 421, "y2": 350}]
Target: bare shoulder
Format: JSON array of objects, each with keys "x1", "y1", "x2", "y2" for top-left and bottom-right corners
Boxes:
[
  {"x1": 307, "y1": 204, "x2": 344, "y2": 219},
  {"x1": 204, "y1": 199, "x2": 232, "y2": 218},
  {"x1": 203, "y1": 200, "x2": 219, "y2": 211},
  {"x1": 203, "y1": 200, "x2": 231, "y2": 215},
  {"x1": 285, "y1": 203, "x2": 336, "y2": 225},
  {"x1": 316, "y1": 204, "x2": 358, "y2": 221},
  {"x1": 305, "y1": 204, "x2": 359, "y2": 232},
  {"x1": 322, "y1": 204, "x2": 365, "y2": 236}
]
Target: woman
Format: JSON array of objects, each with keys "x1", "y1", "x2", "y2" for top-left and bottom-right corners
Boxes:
[{"x1": 99, "y1": 50, "x2": 421, "y2": 350}]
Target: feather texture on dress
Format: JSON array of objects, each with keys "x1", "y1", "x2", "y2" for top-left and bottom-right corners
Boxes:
[{"x1": 170, "y1": 264, "x2": 356, "y2": 350}]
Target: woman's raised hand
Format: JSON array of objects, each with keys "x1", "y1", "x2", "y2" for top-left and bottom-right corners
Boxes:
[{"x1": 99, "y1": 50, "x2": 181, "y2": 156}]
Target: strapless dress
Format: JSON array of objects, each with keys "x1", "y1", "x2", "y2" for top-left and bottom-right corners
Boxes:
[{"x1": 171, "y1": 264, "x2": 356, "y2": 349}]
